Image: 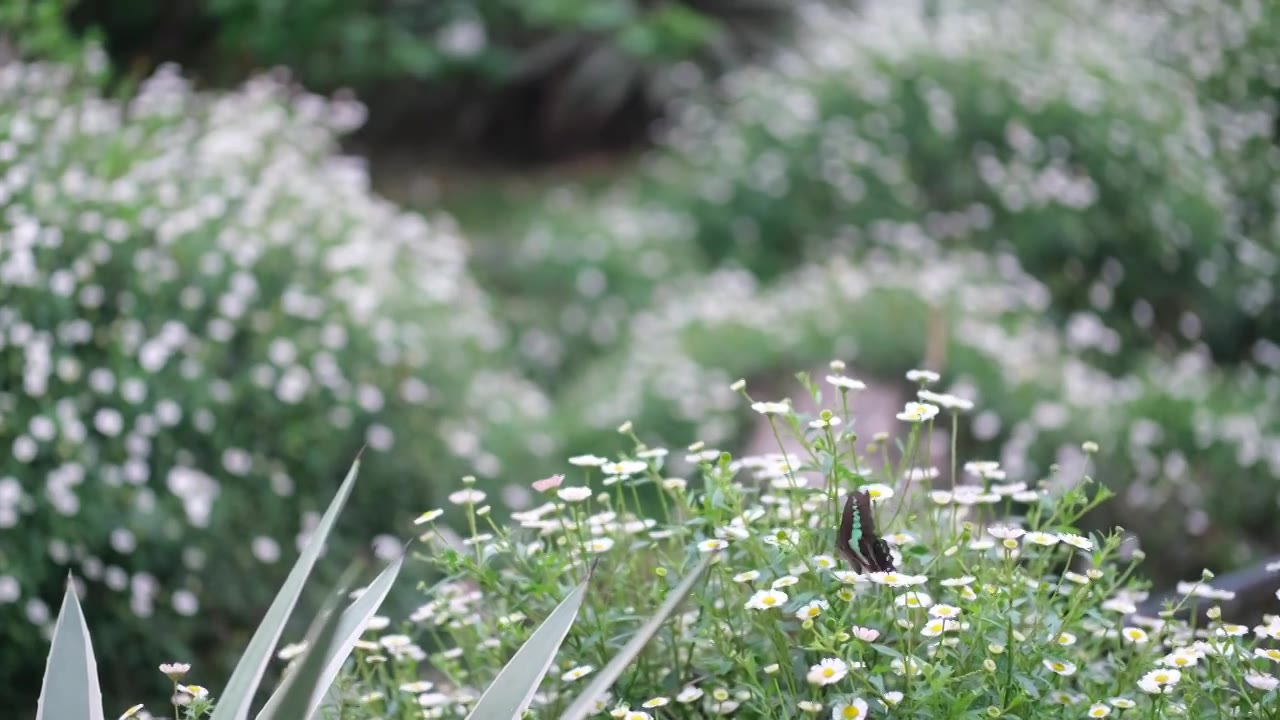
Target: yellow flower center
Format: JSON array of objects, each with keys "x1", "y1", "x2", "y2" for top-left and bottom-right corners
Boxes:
[
  {"x1": 1154, "y1": 673, "x2": 1169, "y2": 683},
  {"x1": 763, "y1": 596, "x2": 777, "y2": 606},
  {"x1": 1052, "y1": 663, "x2": 1065, "y2": 671},
  {"x1": 822, "y1": 668, "x2": 835, "y2": 678},
  {"x1": 842, "y1": 708, "x2": 862, "y2": 719}
]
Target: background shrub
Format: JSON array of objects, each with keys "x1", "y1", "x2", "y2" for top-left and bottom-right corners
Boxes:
[
  {"x1": 66, "y1": 0, "x2": 801, "y2": 161},
  {"x1": 436, "y1": 1, "x2": 1280, "y2": 585},
  {"x1": 0, "y1": 51, "x2": 552, "y2": 710},
  {"x1": 621, "y1": 1, "x2": 1280, "y2": 368},
  {"x1": 541, "y1": 249, "x2": 1280, "y2": 584}
]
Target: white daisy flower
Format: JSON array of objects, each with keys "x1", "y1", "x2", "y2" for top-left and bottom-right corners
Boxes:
[
  {"x1": 1138, "y1": 669, "x2": 1181, "y2": 694},
  {"x1": 744, "y1": 589, "x2": 788, "y2": 610},
  {"x1": 830, "y1": 697, "x2": 868, "y2": 719},
  {"x1": 897, "y1": 401, "x2": 940, "y2": 423},
  {"x1": 561, "y1": 665, "x2": 594, "y2": 681},
  {"x1": 1043, "y1": 659, "x2": 1077, "y2": 676},
  {"x1": 806, "y1": 658, "x2": 848, "y2": 686}
]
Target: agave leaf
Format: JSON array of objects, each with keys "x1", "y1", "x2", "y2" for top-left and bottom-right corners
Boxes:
[
  {"x1": 559, "y1": 554, "x2": 714, "y2": 720},
  {"x1": 463, "y1": 560, "x2": 599, "y2": 720},
  {"x1": 210, "y1": 457, "x2": 363, "y2": 720},
  {"x1": 255, "y1": 562, "x2": 360, "y2": 720},
  {"x1": 36, "y1": 577, "x2": 105, "y2": 720},
  {"x1": 255, "y1": 547, "x2": 407, "y2": 719}
]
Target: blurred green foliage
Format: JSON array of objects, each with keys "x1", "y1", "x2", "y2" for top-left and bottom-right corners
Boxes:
[
  {"x1": 0, "y1": 46, "x2": 551, "y2": 713},
  {"x1": 0, "y1": 0, "x2": 89, "y2": 62},
  {"x1": 6, "y1": 0, "x2": 1280, "y2": 711},
  {"x1": 66, "y1": 0, "x2": 799, "y2": 159},
  {"x1": 641, "y1": 3, "x2": 1250, "y2": 364},
  {"x1": 433, "y1": 0, "x2": 1280, "y2": 586}
]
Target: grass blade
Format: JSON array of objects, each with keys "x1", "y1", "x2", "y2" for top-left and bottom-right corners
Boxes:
[
  {"x1": 463, "y1": 560, "x2": 599, "y2": 720},
  {"x1": 559, "y1": 554, "x2": 713, "y2": 720},
  {"x1": 210, "y1": 457, "x2": 363, "y2": 720},
  {"x1": 36, "y1": 577, "x2": 105, "y2": 720},
  {"x1": 255, "y1": 548, "x2": 407, "y2": 719}
]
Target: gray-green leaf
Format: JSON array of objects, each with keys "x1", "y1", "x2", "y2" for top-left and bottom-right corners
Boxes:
[
  {"x1": 36, "y1": 577, "x2": 105, "y2": 720},
  {"x1": 255, "y1": 565, "x2": 356, "y2": 720},
  {"x1": 559, "y1": 554, "x2": 713, "y2": 720},
  {"x1": 210, "y1": 457, "x2": 363, "y2": 720},
  {"x1": 256, "y1": 549, "x2": 406, "y2": 720},
  {"x1": 464, "y1": 561, "x2": 598, "y2": 720}
]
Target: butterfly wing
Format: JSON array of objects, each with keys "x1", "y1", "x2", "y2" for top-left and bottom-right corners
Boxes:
[
  {"x1": 858, "y1": 534, "x2": 896, "y2": 573},
  {"x1": 854, "y1": 489, "x2": 895, "y2": 572},
  {"x1": 838, "y1": 490, "x2": 896, "y2": 573},
  {"x1": 836, "y1": 493, "x2": 868, "y2": 571}
]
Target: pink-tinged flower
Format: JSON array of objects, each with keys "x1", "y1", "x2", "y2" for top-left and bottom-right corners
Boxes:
[
  {"x1": 532, "y1": 474, "x2": 565, "y2": 493},
  {"x1": 850, "y1": 625, "x2": 881, "y2": 641}
]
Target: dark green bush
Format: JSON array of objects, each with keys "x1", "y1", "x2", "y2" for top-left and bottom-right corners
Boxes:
[
  {"x1": 68, "y1": 0, "x2": 799, "y2": 159},
  {"x1": 0, "y1": 51, "x2": 550, "y2": 710}
]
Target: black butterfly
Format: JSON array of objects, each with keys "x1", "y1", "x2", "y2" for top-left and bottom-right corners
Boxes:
[{"x1": 836, "y1": 490, "x2": 896, "y2": 573}]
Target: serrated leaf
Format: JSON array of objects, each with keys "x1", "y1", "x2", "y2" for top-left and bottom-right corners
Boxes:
[
  {"x1": 210, "y1": 457, "x2": 363, "y2": 720},
  {"x1": 36, "y1": 578, "x2": 105, "y2": 720},
  {"x1": 560, "y1": 554, "x2": 713, "y2": 720},
  {"x1": 463, "y1": 561, "x2": 598, "y2": 720},
  {"x1": 256, "y1": 548, "x2": 406, "y2": 720}
]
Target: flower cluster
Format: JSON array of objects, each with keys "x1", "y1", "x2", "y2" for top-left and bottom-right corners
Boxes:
[
  {"x1": 332, "y1": 372, "x2": 1280, "y2": 718},
  {"x1": 444, "y1": 0, "x2": 1280, "y2": 585},
  {"x1": 0, "y1": 49, "x2": 551, "y2": 706}
]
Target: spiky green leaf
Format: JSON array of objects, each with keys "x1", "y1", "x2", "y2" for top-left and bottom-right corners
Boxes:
[
  {"x1": 36, "y1": 577, "x2": 105, "y2": 720},
  {"x1": 559, "y1": 554, "x2": 713, "y2": 720},
  {"x1": 463, "y1": 561, "x2": 598, "y2": 720},
  {"x1": 210, "y1": 457, "x2": 363, "y2": 720},
  {"x1": 256, "y1": 548, "x2": 406, "y2": 719},
  {"x1": 255, "y1": 564, "x2": 359, "y2": 720}
]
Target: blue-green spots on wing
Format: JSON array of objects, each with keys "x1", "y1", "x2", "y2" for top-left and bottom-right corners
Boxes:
[{"x1": 836, "y1": 489, "x2": 895, "y2": 574}]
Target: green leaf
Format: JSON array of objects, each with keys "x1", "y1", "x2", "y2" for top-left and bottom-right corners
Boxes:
[
  {"x1": 559, "y1": 554, "x2": 713, "y2": 720},
  {"x1": 256, "y1": 547, "x2": 406, "y2": 720},
  {"x1": 255, "y1": 563, "x2": 360, "y2": 720},
  {"x1": 210, "y1": 457, "x2": 363, "y2": 720},
  {"x1": 464, "y1": 560, "x2": 599, "y2": 720},
  {"x1": 1013, "y1": 672, "x2": 1042, "y2": 699},
  {"x1": 36, "y1": 577, "x2": 105, "y2": 720},
  {"x1": 870, "y1": 643, "x2": 903, "y2": 659}
]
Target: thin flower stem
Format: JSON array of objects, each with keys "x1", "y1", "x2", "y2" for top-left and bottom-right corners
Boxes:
[{"x1": 887, "y1": 424, "x2": 921, "y2": 528}]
